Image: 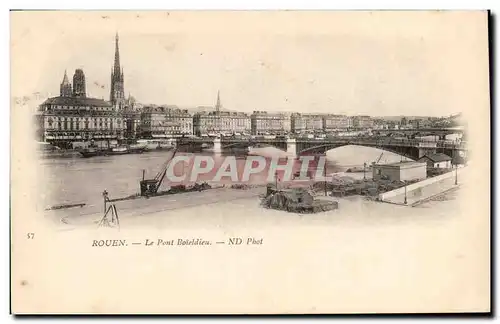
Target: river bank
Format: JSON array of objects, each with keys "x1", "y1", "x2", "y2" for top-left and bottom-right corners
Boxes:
[
  {"x1": 45, "y1": 182, "x2": 462, "y2": 232},
  {"x1": 46, "y1": 186, "x2": 264, "y2": 228}
]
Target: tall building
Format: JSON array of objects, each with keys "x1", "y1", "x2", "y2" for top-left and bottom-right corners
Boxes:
[
  {"x1": 250, "y1": 111, "x2": 291, "y2": 135},
  {"x1": 72, "y1": 69, "x2": 86, "y2": 97},
  {"x1": 193, "y1": 111, "x2": 251, "y2": 137},
  {"x1": 139, "y1": 106, "x2": 193, "y2": 138},
  {"x1": 352, "y1": 115, "x2": 374, "y2": 129},
  {"x1": 290, "y1": 113, "x2": 324, "y2": 133},
  {"x1": 322, "y1": 114, "x2": 350, "y2": 131},
  {"x1": 36, "y1": 68, "x2": 125, "y2": 148},
  {"x1": 59, "y1": 70, "x2": 72, "y2": 97},
  {"x1": 193, "y1": 92, "x2": 251, "y2": 136},
  {"x1": 110, "y1": 33, "x2": 125, "y2": 110}
]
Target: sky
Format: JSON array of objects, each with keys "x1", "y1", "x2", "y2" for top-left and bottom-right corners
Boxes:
[{"x1": 11, "y1": 11, "x2": 489, "y2": 117}]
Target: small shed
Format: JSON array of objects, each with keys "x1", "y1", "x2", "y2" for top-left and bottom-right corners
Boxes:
[
  {"x1": 372, "y1": 161, "x2": 427, "y2": 182},
  {"x1": 418, "y1": 153, "x2": 452, "y2": 169}
]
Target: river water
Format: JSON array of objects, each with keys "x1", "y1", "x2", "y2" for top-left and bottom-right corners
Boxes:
[
  {"x1": 38, "y1": 145, "x2": 434, "y2": 208},
  {"x1": 37, "y1": 144, "x2": 488, "y2": 313},
  {"x1": 34, "y1": 145, "x2": 487, "y2": 315}
]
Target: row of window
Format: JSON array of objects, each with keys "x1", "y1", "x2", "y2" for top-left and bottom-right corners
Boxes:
[
  {"x1": 145, "y1": 123, "x2": 193, "y2": 127},
  {"x1": 254, "y1": 123, "x2": 291, "y2": 128},
  {"x1": 47, "y1": 117, "x2": 122, "y2": 123},
  {"x1": 47, "y1": 117, "x2": 123, "y2": 131},
  {"x1": 45, "y1": 131, "x2": 122, "y2": 135},
  {"x1": 198, "y1": 121, "x2": 250, "y2": 126},
  {"x1": 141, "y1": 126, "x2": 191, "y2": 132},
  {"x1": 141, "y1": 125, "x2": 192, "y2": 129},
  {"x1": 144, "y1": 131, "x2": 192, "y2": 135},
  {"x1": 43, "y1": 111, "x2": 119, "y2": 118},
  {"x1": 198, "y1": 126, "x2": 250, "y2": 130},
  {"x1": 44, "y1": 105, "x2": 113, "y2": 111}
]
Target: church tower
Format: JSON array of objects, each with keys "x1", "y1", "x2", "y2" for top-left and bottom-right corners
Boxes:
[
  {"x1": 215, "y1": 90, "x2": 221, "y2": 113},
  {"x1": 59, "y1": 70, "x2": 72, "y2": 97},
  {"x1": 72, "y1": 69, "x2": 86, "y2": 97},
  {"x1": 110, "y1": 33, "x2": 125, "y2": 110}
]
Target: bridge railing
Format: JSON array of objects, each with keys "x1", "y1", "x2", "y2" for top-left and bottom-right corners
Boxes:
[
  {"x1": 177, "y1": 136, "x2": 467, "y2": 150},
  {"x1": 295, "y1": 137, "x2": 467, "y2": 149}
]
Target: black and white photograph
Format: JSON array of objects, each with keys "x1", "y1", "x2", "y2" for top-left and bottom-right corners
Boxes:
[{"x1": 10, "y1": 10, "x2": 490, "y2": 314}]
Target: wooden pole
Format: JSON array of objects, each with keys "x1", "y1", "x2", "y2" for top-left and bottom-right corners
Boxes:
[
  {"x1": 404, "y1": 181, "x2": 407, "y2": 205},
  {"x1": 102, "y1": 190, "x2": 108, "y2": 215},
  {"x1": 454, "y1": 146, "x2": 458, "y2": 185},
  {"x1": 114, "y1": 205, "x2": 120, "y2": 230},
  {"x1": 324, "y1": 155, "x2": 327, "y2": 196}
]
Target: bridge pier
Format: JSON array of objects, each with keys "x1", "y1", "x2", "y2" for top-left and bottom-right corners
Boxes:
[
  {"x1": 213, "y1": 137, "x2": 222, "y2": 154},
  {"x1": 417, "y1": 143, "x2": 437, "y2": 158},
  {"x1": 418, "y1": 148, "x2": 437, "y2": 158},
  {"x1": 286, "y1": 138, "x2": 297, "y2": 157}
]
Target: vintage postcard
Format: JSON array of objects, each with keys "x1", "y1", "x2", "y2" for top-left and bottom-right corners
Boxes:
[{"x1": 10, "y1": 11, "x2": 490, "y2": 314}]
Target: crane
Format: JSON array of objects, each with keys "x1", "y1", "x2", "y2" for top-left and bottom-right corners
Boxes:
[
  {"x1": 139, "y1": 149, "x2": 178, "y2": 196},
  {"x1": 375, "y1": 152, "x2": 384, "y2": 164}
]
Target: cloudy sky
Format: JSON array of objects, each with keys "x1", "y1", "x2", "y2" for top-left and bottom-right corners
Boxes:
[{"x1": 11, "y1": 11, "x2": 488, "y2": 116}]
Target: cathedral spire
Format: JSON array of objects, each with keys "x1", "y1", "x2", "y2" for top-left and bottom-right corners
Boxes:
[
  {"x1": 60, "y1": 69, "x2": 72, "y2": 97},
  {"x1": 215, "y1": 90, "x2": 221, "y2": 113},
  {"x1": 110, "y1": 32, "x2": 125, "y2": 110},
  {"x1": 114, "y1": 32, "x2": 120, "y2": 75},
  {"x1": 62, "y1": 70, "x2": 69, "y2": 84}
]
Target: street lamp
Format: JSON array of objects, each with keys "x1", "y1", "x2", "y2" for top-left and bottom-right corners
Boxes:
[{"x1": 455, "y1": 163, "x2": 458, "y2": 185}]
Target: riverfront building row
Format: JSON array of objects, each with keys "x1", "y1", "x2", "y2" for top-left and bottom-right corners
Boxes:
[
  {"x1": 35, "y1": 34, "x2": 131, "y2": 148},
  {"x1": 36, "y1": 67, "x2": 375, "y2": 144},
  {"x1": 36, "y1": 34, "x2": 451, "y2": 147},
  {"x1": 35, "y1": 69, "x2": 127, "y2": 148}
]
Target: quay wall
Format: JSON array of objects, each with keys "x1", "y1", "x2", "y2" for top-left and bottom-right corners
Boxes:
[{"x1": 379, "y1": 167, "x2": 465, "y2": 205}]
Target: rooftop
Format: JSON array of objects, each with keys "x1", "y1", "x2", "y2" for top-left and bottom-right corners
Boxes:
[
  {"x1": 42, "y1": 96, "x2": 112, "y2": 107},
  {"x1": 374, "y1": 161, "x2": 427, "y2": 168},
  {"x1": 420, "y1": 153, "x2": 452, "y2": 162}
]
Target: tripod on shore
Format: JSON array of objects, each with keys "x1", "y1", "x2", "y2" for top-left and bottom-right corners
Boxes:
[{"x1": 97, "y1": 190, "x2": 120, "y2": 230}]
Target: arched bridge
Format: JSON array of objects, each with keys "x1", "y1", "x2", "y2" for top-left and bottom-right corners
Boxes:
[{"x1": 175, "y1": 136, "x2": 467, "y2": 161}]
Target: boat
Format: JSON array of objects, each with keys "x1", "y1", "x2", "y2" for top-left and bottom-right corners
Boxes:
[
  {"x1": 41, "y1": 150, "x2": 81, "y2": 159},
  {"x1": 128, "y1": 144, "x2": 146, "y2": 154},
  {"x1": 79, "y1": 148, "x2": 108, "y2": 158},
  {"x1": 136, "y1": 139, "x2": 176, "y2": 151},
  {"x1": 37, "y1": 142, "x2": 81, "y2": 159},
  {"x1": 109, "y1": 146, "x2": 129, "y2": 155},
  {"x1": 155, "y1": 144, "x2": 175, "y2": 151}
]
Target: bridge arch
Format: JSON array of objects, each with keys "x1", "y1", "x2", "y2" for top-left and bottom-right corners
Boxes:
[
  {"x1": 227, "y1": 140, "x2": 288, "y2": 151},
  {"x1": 297, "y1": 143, "x2": 420, "y2": 161},
  {"x1": 222, "y1": 142, "x2": 252, "y2": 149}
]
